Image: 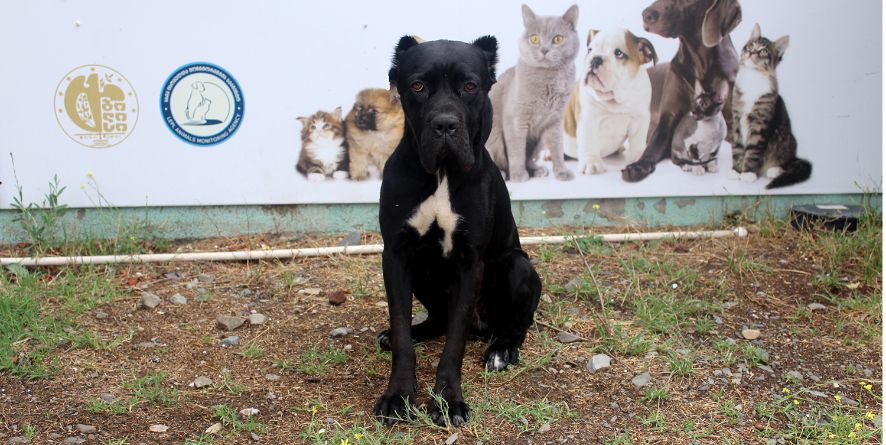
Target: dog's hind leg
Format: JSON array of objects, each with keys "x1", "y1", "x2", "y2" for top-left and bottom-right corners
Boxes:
[{"x1": 480, "y1": 251, "x2": 542, "y2": 372}]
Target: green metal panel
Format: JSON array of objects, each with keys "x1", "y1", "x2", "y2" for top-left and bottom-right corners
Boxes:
[{"x1": 0, "y1": 195, "x2": 880, "y2": 243}]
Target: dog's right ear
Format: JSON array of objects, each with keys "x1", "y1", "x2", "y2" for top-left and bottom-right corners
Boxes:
[
  {"x1": 702, "y1": 0, "x2": 742, "y2": 48},
  {"x1": 389, "y1": 35, "x2": 421, "y2": 87},
  {"x1": 586, "y1": 29, "x2": 599, "y2": 48},
  {"x1": 472, "y1": 35, "x2": 499, "y2": 83}
]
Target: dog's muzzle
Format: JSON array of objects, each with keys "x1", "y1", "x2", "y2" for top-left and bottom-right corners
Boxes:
[{"x1": 419, "y1": 112, "x2": 473, "y2": 173}]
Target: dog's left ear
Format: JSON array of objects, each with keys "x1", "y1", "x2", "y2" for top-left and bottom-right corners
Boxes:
[
  {"x1": 472, "y1": 35, "x2": 499, "y2": 84},
  {"x1": 702, "y1": 0, "x2": 742, "y2": 48},
  {"x1": 637, "y1": 37, "x2": 658, "y2": 65}
]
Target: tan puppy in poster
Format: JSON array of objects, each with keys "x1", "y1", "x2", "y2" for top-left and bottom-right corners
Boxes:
[
  {"x1": 563, "y1": 28, "x2": 657, "y2": 175},
  {"x1": 345, "y1": 88, "x2": 405, "y2": 180}
]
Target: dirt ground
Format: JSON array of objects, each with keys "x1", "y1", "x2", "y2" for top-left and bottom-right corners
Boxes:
[{"x1": 0, "y1": 221, "x2": 882, "y2": 444}]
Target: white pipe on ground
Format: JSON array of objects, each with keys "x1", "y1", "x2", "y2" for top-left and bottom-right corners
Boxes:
[{"x1": 0, "y1": 227, "x2": 748, "y2": 267}]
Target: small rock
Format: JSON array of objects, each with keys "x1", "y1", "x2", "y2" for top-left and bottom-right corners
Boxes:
[
  {"x1": 8, "y1": 437, "x2": 28, "y2": 444},
  {"x1": 631, "y1": 372, "x2": 652, "y2": 388},
  {"x1": 741, "y1": 329, "x2": 761, "y2": 340},
  {"x1": 445, "y1": 433, "x2": 459, "y2": 445},
  {"x1": 148, "y1": 424, "x2": 168, "y2": 433},
  {"x1": 94, "y1": 310, "x2": 109, "y2": 320},
  {"x1": 538, "y1": 423, "x2": 552, "y2": 434},
  {"x1": 785, "y1": 370, "x2": 803, "y2": 382},
  {"x1": 713, "y1": 315, "x2": 723, "y2": 325},
  {"x1": 140, "y1": 293, "x2": 161, "y2": 309},
  {"x1": 75, "y1": 424, "x2": 96, "y2": 434},
  {"x1": 248, "y1": 313, "x2": 268, "y2": 326},
  {"x1": 723, "y1": 301, "x2": 738, "y2": 310},
  {"x1": 250, "y1": 432, "x2": 262, "y2": 441},
  {"x1": 807, "y1": 303, "x2": 827, "y2": 311},
  {"x1": 186, "y1": 279, "x2": 200, "y2": 289},
  {"x1": 48, "y1": 434, "x2": 62, "y2": 440},
  {"x1": 587, "y1": 354, "x2": 611, "y2": 373},
  {"x1": 63, "y1": 438, "x2": 85, "y2": 445},
  {"x1": 99, "y1": 393, "x2": 114, "y2": 403},
  {"x1": 169, "y1": 293, "x2": 187, "y2": 305},
  {"x1": 240, "y1": 288, "x2": 254, "y2": 297},
  {"x1": 299, "y1": 288, "x2": 322, "y2": 296},
  {"x1": 265, "y1": 373, "x2": 281, "y2": 381},
  {"x1": 217, "y1": 315, "x2": 247, "y2": 331},
  {"x1": 808, "y1": 390, "x2": 828, "y2": 398},
  {"x1": 222, "y1": 336, "x2": 241, "y2": 346},
  {"x1": 412, "y1": 312, "x2": 429, "y2": 326},
  {"x1": 644, "y1": 351, "x2": 659, "y2": 360},
  {"x1": 197, "y1": 273, "x2": 214, "y2": 283},
  {"x1": 330, "y1": 327, "x2": 353, "y2": 338},
  {"x1": 191, "y1": 376, "x2": 213, "y2": 388},
  {"x1": 757, "y1": 364, "x2": 774, "y2": 373},
  {"x1": 564, "y1": 279, "x2": 580, "y2": 292},
  {"x1": 163, "y1": 271, "x2": 182, "y2": 281},
  {"x1": 239, "y1": 408, "x2": 260, "y2": 418},
  {"x1": 265, "y1": 391, "x2": 278, "y2": 400},
  {"x1": 327, "y1": 290, "x2": 347, "y2": 306},
  {"x1": 557, "y1": 332, "x2": 582, "y2": 344},
  {"x1": 374, "y1": 301, "x2": 388, "y2": 308},
  {"x1": 205, "y1": 423, "x2": 222, "y2": 435},
  {"x1": 339, "y1": 231, "x2": 362, "y2": 247},
  {"x1": 344, "y1": 344, "x2": 353, "y2": 351}
]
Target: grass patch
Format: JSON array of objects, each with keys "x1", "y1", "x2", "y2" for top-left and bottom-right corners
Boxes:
[
  {"x1": 299, "y1": 346, "x2": 348, "y2": 375},
  {"x1": 0, "y1": 266, "x2": 121, "y2": 379},
  {"x1": 124, "y1": 371, "x2": 178, "y2": 406},
  {"x1": 212, "y1": 404, "x2": 266, "y2": 435}
]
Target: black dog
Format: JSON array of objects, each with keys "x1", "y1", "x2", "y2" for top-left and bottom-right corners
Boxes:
[{"x1": 374, "y1": 36, "x2": 542, "y2": 427}]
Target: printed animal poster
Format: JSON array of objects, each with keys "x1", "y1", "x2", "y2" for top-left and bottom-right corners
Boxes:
[{"x1": 0, "y1": 0, "x2": 880, "y2": 207}]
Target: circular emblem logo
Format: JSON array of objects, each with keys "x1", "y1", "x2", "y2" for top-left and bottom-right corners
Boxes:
[
  {"x1": 55, "y1": 65, "x2": 138, "y2": 148},
  {"x1": 161, "y1": 62, "x2": 244, "y2": 146}
]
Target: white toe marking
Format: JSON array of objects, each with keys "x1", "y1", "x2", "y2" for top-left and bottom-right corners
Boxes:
[
  {"x1": 407, "y1": 175, "x2": 461, "y2": 256},
  {"x1": 492, "y1": 354, "x2": 505, "y2": 370}
]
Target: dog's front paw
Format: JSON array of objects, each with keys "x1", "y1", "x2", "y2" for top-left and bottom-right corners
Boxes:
[
  {"x1": 765, "y1": 167, "x2": 783, "y2": 179},
  {"x1": 580, "y1": 161, "x2": 607, "y2": 175},
  {"x1": 374, "y1": 390, "x2": 414, "y2": 426},
  {"x1": 376, "y1": 330, "x2": 392, "y2": 352},
  {"x1": 739, "y1": 172, "x2": 758, "y2": 183},
  {"x1": 621, "y1": 160, "x2": 654, "y2": 182},
  {"x1": 484, "y1": 346, "x2": 519, "y2": 372},
  {"x1": 706, "y1": 161, "x2": 719, "y2": 173},
  {"x1": 429, "y1": 398, "x2": 470, "y2": 427},
  {"x1": 509, "y1": 170, "x2": 530, "y2": 183},
  {"x1": 307, "y1": 172, "x2": 325, "y2": 182},
  {"x1": 690, "y1": 165, "x2": 706, "y2": 176},
  {"x1": 727, "y1": 169, "x2": 741, "y2": 180}
]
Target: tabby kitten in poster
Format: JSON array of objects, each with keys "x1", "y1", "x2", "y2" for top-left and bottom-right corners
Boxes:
[
  {"x1": 296, "y1": 108, "x2": 348, "y2": 181},
  {"x1": 731, "y1": 24, "x2": 811, "y2": 189},
  {"x1": 671, "y1": 82, "x2": 727, "y2": 175},
  {"x1": 486, "y1": 4, "x2": 579, "y2": 182}
]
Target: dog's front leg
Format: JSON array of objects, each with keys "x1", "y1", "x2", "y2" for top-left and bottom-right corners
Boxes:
[
  {"x1": 374, "y1": 251, "x2": 416, "y2": 425},
  {"x1": 627, "y1": 115, "x2": 651, "y2": 163},
  {"x1": 430, "y1": 257, "x2": 483, "y2": 427}
]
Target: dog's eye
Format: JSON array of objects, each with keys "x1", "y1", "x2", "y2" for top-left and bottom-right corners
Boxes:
[
  {"x1": 410, "y1": 81, "x2": 425, "y2": 93},
  {"x1": 530, "y1": 34, "x2": 541, "y2": 45},
  {"x1": 552, "y1": 35, "x2": 564, "y2": 45},
  {"x1": 463, "y1": 82, "x2": 478, "y2": 93},
  {"x1": 615, "y1": 49, "x2": 626, "y2": 59}
]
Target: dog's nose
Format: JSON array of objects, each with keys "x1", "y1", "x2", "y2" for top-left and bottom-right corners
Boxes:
[
  {"x1": 643, "y1": 8, "x2": 660, "y2": 24},
  {"x1": 431, "y1": 114, "x2": 459, "y2": 137},
  {"x1": 591, "y1": 56, "x2": 603, "y2": 70}
]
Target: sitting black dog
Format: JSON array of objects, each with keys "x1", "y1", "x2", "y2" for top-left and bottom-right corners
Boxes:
[{"x1": 374, "y1": 35, "x2": 542, "y2": 427}]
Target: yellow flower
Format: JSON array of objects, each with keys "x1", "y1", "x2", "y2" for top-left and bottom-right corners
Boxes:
[
  {"x1": 864, "y1": 384, "x2": 873, "y2": 391},
  {"x1": 855, "y1": 422, "x2": 863, "y2": 431},
  {"x1": 865, "y1": 411, "x2": 875, "y2": 420},
  {"x1": 86, "y1": 171, "x2": 94, "y2": 177},
  {"x1": 310, "y1": 406, "x2": 318, "y2": 414},
  {"x1": 793, "y1": 399, "x2": 799, "y2": 406},
  {"x1": 834, "y1": 395, "x2": 842, "y2": 402},
  {"x1": 354, "y1": 433, "x2": 363, "y2": 440},
  {"x1": 340, "y1": 439, "x2": 350, "y2": 445},
  {"x1": 782, "y1": 388, "x2": 791, "y2": 394},
  {"x1": 828, "y1": 433, "x2": 836, "y2": 439},
  {"x1": 848, "y1": 432, "x2": 857, "y2": 439},
  {"x1": 592, "y1": 204, "x2": 601, "y2": 210}
]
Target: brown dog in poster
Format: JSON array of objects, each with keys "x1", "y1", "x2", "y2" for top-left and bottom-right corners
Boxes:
[
  {"x1": 622, "y1": 0, "x2": 741, "y2": 182},
  {"x1": 345, "y1": 88, "x2": 405, "y2": 181}
]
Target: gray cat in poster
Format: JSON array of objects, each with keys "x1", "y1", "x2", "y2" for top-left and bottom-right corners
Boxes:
[{"x1": 487, "y1": 4, "x2": 579, "y2": 182}]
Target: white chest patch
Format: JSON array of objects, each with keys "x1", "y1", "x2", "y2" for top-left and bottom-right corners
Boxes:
[
  {"x1": 736, "y1": 69, "x2": 774, "y2": 146},
  {"x1": 306, "y1": 135, "x2": 345, "y2": 173},
  {"x1": 407, "y1": 175, "x2": 461, "y2": 256}
]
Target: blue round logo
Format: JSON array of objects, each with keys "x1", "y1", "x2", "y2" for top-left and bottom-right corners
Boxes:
[{"x1": 160, "y1": 62, "x2": 244, "y2": 146}]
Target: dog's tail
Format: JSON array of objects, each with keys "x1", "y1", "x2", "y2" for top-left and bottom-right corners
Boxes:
[{"x1": 766, "y1": 158, "x2": 812, "y2": 189}]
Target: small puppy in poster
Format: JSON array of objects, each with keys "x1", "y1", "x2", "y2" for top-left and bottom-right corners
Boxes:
[
  {"x1": 563, "y1": 28, "x2": 657, "y2": 175},
  {"x1": 345, "y1": 88, "x2": 405, "y2": 181}
]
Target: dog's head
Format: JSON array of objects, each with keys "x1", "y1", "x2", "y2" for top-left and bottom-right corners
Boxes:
[
  {"x1": 388, "y1": 35, "x2": 498, "y2": 174},
  {"x1": 642, "y1": 0, "x2": 741, "y2": 47},
  {"x1": 351, "y1": 88, "x2": 401, "y2": 132},
  {"x1": 583, "y1": 28, "x2": 657, "y2": 103}
]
